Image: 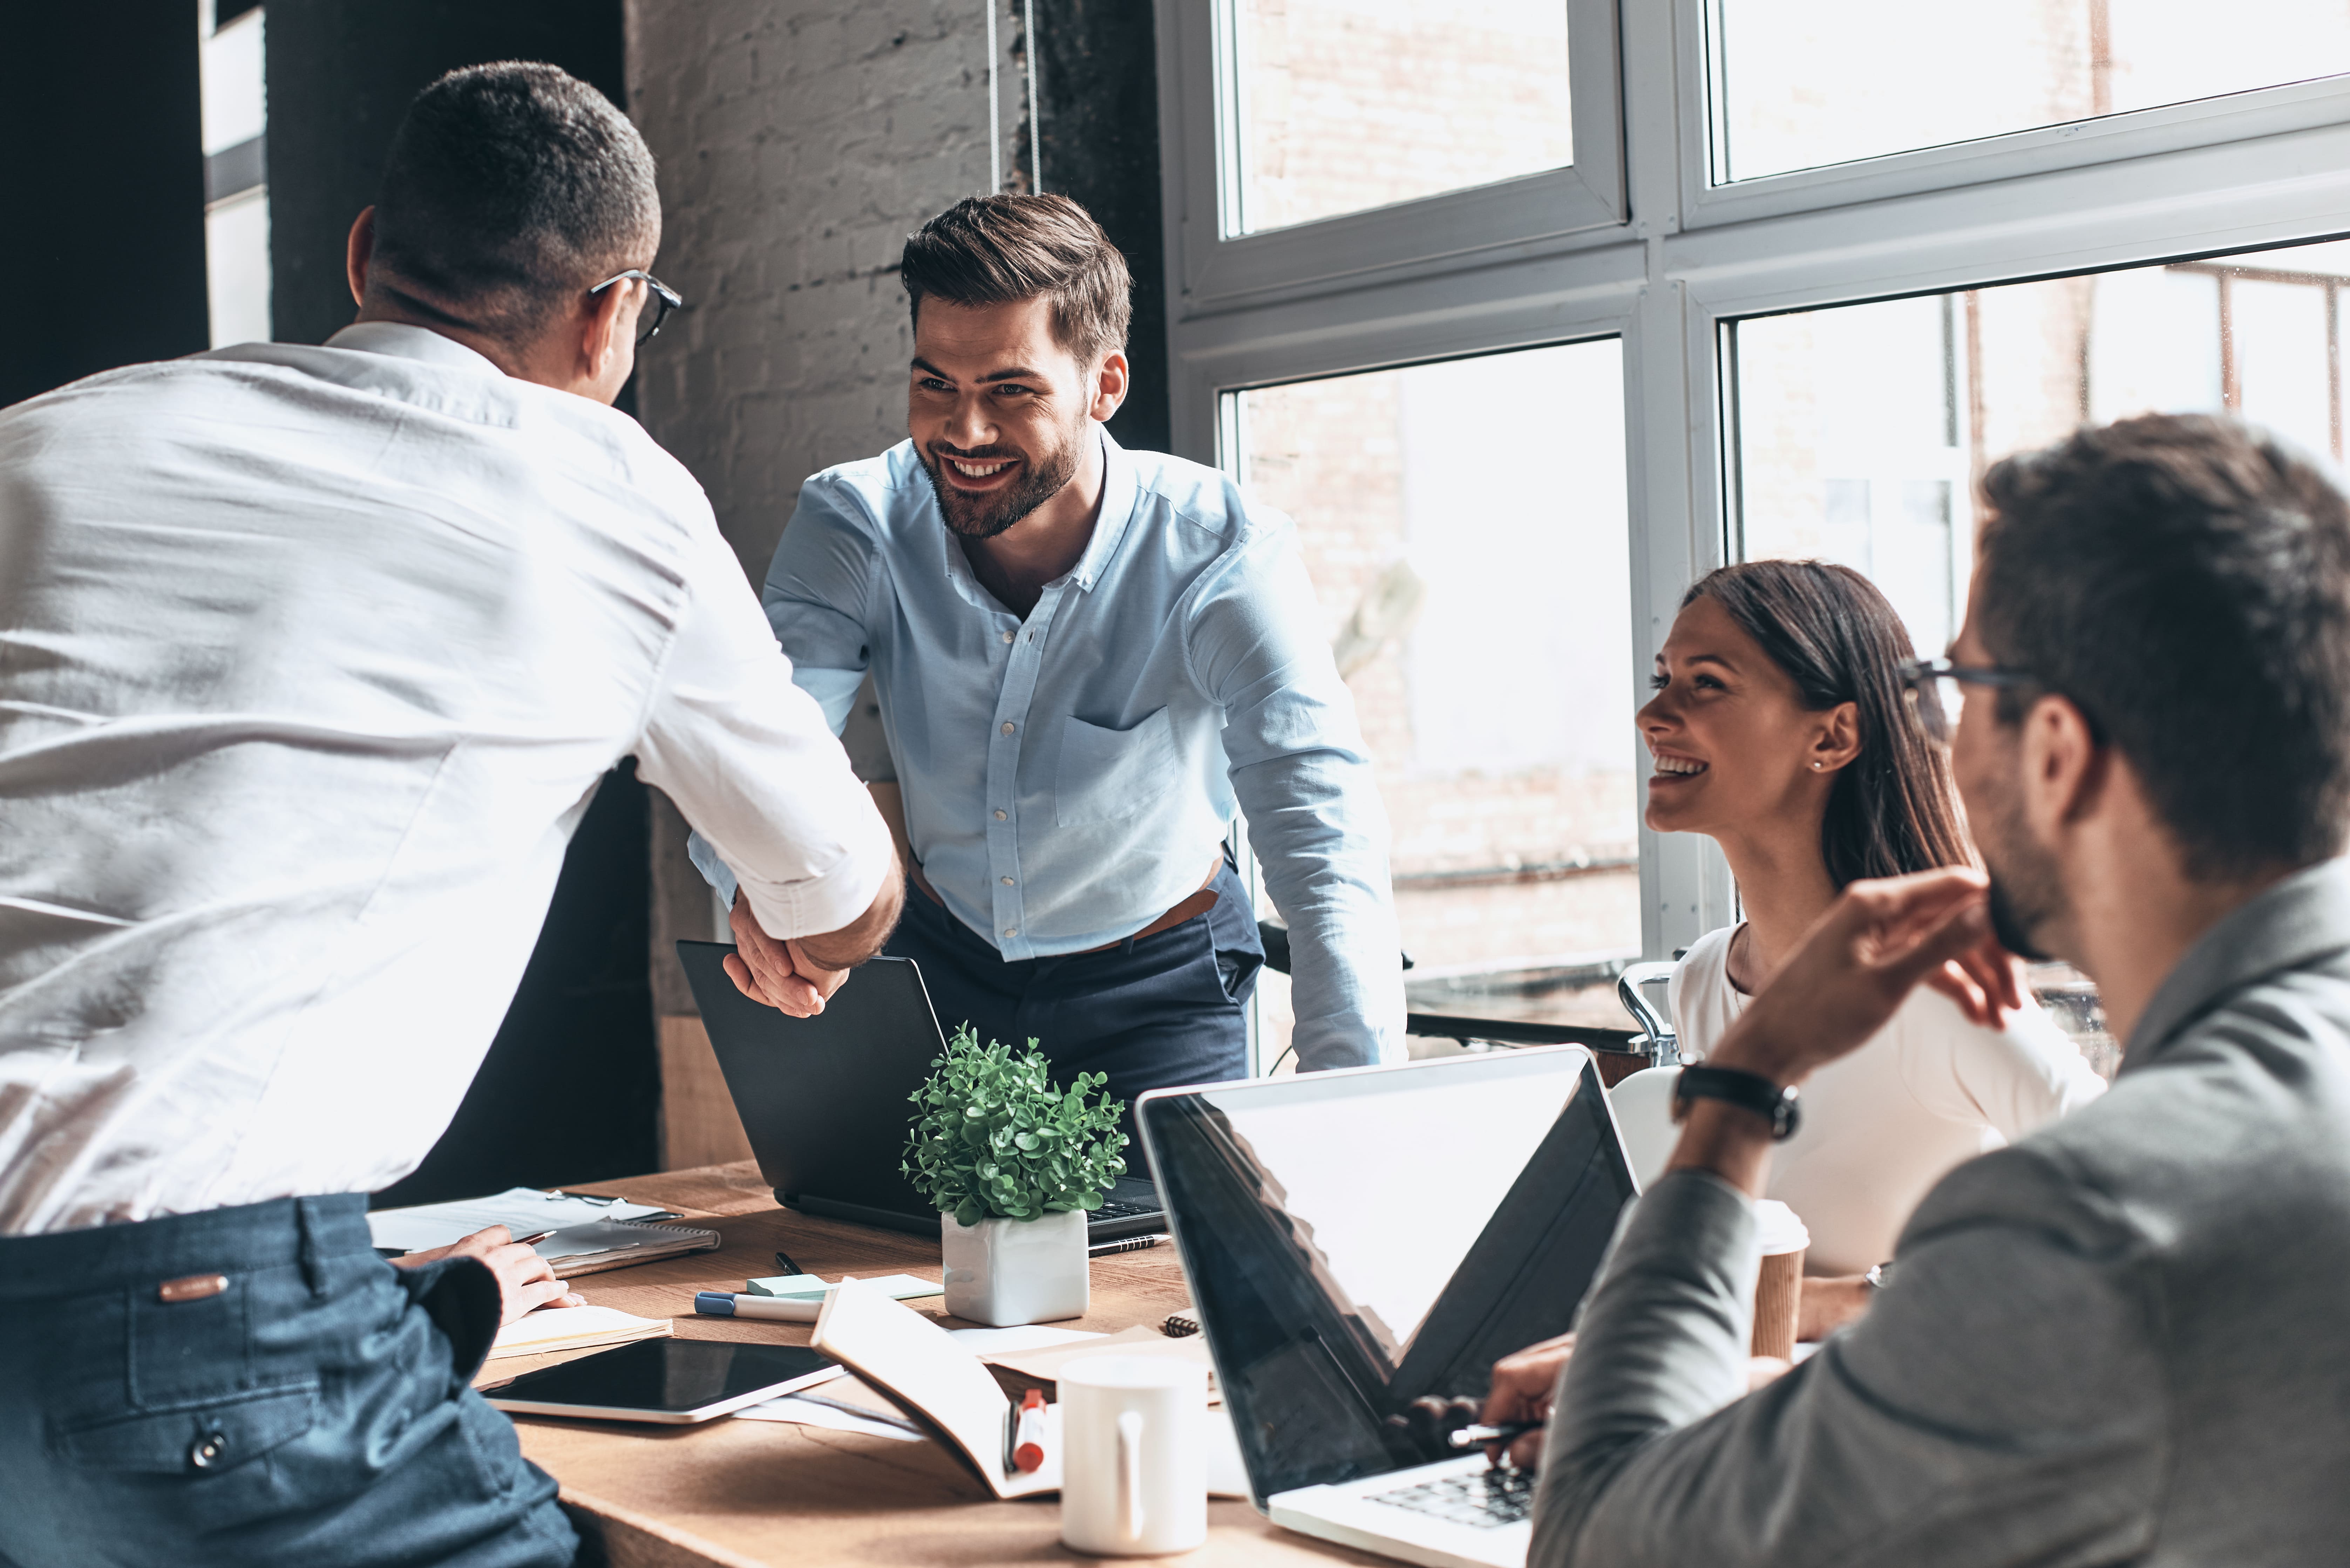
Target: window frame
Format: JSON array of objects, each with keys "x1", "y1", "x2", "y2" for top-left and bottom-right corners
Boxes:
[
  {"x1": 1155, "y1": 0, "x2": 2350, "y2": 967},
  {"x1": 1159, "y1": 0, "x2": 1627, "y2": 318}
]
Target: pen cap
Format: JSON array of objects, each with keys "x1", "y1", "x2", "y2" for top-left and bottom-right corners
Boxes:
[{"x1": 694, "y1": 1291, "x2": 737, "y2": 1315}]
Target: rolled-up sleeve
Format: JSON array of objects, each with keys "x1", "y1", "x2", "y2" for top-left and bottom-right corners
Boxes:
[
  {"x1": 761, "y1": 476, "x2": 884, "y2": 734},
  {"x1": 1188, "y1": 524, "x2": 1405, "y2": 1070},
  {"x1": 1534, "y1": 1157, "x2": 2166, "y2": 1568},
  {"x1": 635, "y1": 521, "x2": 894, "y2": 941}
]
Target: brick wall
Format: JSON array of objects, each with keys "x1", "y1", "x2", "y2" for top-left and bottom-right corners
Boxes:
[{"x1": 624, "y1": 0, "x2": 1026, "y2": 582}]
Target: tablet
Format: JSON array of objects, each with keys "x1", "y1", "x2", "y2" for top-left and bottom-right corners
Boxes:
[{"x1": 481, "y1": 1336, "x2": 846, "y2": 1424}]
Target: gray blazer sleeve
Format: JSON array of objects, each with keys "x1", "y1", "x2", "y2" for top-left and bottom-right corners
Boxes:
[{"x1": 1532, "y1": 1161, "x2": 2169, "y2": 1568}]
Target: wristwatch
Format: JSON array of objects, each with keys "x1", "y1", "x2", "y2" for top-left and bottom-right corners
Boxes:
[
  {"x1": 1865, "y1": 1262, "x2": 1895, "y2": 1290},
  {"x1": 1671, "y1": 1064, "x2": 1801, "y2": 1140}
]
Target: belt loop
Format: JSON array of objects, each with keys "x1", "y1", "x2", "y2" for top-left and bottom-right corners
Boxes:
[
  {"x1": 1122, "y1": 933, "x2": 1138, "y2": 956},
  {"x1": 296, "y1": 1197, "x2": 327, "y2": 1298}
]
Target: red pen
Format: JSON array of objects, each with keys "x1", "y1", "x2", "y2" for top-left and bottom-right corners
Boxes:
[{"x1": 1012, "y1": 1387, "x2": 1048, "y2": 1473}]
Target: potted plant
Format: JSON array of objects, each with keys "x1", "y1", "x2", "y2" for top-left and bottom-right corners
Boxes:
[{"x1": 902, "y1": 1025, "x2": 1129, "y2": 1327}]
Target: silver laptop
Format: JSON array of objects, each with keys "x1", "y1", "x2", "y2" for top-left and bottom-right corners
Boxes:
[{"x1": 1136, "y1": 1048, "x2": 1636, "y2": 1568}]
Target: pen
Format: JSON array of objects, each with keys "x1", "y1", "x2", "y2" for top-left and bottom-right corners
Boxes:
[
  {"x1": 774, "y1": 1248, "x2": 804, "y2": 1276},
  {"x1": 696, "y1": 1289, "x2": 827, "y2": 1322},
  {"x1": 1011, "y1": 1387, "x2": 1048, "y2": 1472},
  {"x1": 512, "y1": 1230, "x2": 557, "y2": 1248},
  {"x1": 1447, "y1": 1420, "x2": 1543, "y2": 1449}
]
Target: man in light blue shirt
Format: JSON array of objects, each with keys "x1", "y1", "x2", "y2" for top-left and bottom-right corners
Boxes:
[{"x1": 696, "y1": 195, "x2": 1404, "y2": 1118}]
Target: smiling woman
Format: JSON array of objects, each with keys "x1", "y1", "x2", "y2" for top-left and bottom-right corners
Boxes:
[{"x1": 1618, "y1": 560, "x2": 2105, "y2": 1314}]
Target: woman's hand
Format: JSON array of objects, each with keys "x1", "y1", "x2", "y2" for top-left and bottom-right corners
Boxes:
[
  {"x1": 390, "y1": 1225, "x2": 583, "y2": 1326},
  {"x1": 1796, "y1": 1275, "x2": 1874, "y2": 1342}
]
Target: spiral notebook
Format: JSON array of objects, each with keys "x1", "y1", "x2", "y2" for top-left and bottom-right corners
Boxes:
[{"x1": 367, "y1": 1187, "x2": 722, "y2": 1280}]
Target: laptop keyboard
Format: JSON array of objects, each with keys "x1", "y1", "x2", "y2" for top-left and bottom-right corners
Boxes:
[
  {"x1": 1366, "y1": 1466, "x2": 1536, "y2": 1529},
  {"x1": 1093, "y1": 1197, "x2": 1160, "y2": 1219}
]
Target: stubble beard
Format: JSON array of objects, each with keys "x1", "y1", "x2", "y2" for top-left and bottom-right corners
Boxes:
[
  {"x1": 1977, "y1": 773, "x2": 2064, "y2": 965},
  {"x1": 920, "y1": 428, "x2": 1082, "y2": 541}
]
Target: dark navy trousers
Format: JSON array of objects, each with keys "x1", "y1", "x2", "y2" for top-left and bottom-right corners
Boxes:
[
  {"x1": 0, "y1": 1194, "x2": 576, "y2": 1568},
  {"x1": 886, "y1": 854, "x2": 1263, "y2": 1148}
]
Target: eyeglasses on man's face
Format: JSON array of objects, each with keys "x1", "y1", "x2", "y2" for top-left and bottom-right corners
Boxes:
[
  {"x1": 589, "y1": 269, "x2": 685, "y2": 345},
  {"x1": 1896, "y1": 657, "x2": 2041, "y2": 745}
]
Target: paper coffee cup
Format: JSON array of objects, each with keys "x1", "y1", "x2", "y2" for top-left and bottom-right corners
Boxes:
[{"x1": 1749, "y1": 1200, "x2": 1809, "y2": 1361}]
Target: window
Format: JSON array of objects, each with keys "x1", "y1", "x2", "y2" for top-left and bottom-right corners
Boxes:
[
  {"x1": 1710, "y1": 0, "x2": 2350, "y2": 183},
  {"x1": 199, "y1": 2, "x2": 269, "y2": 347},
  {"x1": 1232, "y1": 342, "x2": 1637, "y2": 1065},
  {"x1": 1732, "y1": 236, "x2": 2350, "y2": 664},
  {"x1": 1156, "y1": 0, "x2": 2350, "y2": 1070},
  {"x1": 1227, "y1": 0, "x2": 1572, "y2": 234}
]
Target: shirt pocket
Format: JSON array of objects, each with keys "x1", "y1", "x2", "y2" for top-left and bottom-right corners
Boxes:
[{"x1": 1057, "y1": 707, "x2": 1181, "y2": 826}]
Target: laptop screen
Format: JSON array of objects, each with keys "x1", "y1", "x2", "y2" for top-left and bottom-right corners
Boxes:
[{"x1": 1137, "y1": 1048, "x2": 1633, "y2": 1505}]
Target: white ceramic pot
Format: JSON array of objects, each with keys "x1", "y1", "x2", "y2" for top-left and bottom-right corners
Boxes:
[{"x1": 940, "y1": 1207, "x2": 1089, "y2": 1326}]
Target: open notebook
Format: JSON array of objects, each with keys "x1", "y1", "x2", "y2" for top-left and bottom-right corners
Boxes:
[
  {"x1": 811, "y1": 1280, "x2": 1063, "y2": 1498},
  {"x1": 368, "y1": 1187, "x2": 721, "y2": 1280}
]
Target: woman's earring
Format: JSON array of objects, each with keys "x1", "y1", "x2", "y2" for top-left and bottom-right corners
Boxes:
[{"x1": 1812, "y1": 761, "x2": 1823, "y2": 770}]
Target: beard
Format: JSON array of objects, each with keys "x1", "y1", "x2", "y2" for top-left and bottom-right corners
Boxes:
[
  {"x1": 1985, "y1": 873, "x2": 2056, "y2": 964},
  {"x1": 918, "y1": 429, "x2": 1082, "y2": 541},
  {"x1": 1975, "y1": 772, "x2": 2065, "y2": 964}
]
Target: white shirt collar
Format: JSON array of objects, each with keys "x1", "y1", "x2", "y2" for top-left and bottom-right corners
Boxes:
[{"x1": 325, "y1": 321, "x2": 506, "y2": 378}]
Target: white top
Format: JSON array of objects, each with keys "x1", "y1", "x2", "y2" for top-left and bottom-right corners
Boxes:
[
  {"x1": 0, "y1": 325, "x2": 893, "y2": 1234},
  {"x1": 1667, "y1": 923, "x2": 2107, "y2": 1275}
]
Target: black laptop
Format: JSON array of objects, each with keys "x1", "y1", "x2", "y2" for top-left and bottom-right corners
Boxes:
[{"x1": 675, "y1": 941, "x2": 1167, "y2": 1241}]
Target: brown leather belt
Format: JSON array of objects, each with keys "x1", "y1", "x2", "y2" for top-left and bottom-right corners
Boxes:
[{"x1": 910, "y1": 851, "x2": 1225, "y2": 953}]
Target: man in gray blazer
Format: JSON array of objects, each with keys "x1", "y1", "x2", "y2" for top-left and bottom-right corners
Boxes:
[{"x1": 1498, "y1": 412, "x2": 2350, "y2": 1565}]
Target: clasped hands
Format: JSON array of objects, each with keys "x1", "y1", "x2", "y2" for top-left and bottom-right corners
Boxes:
[
  {"x1": 1475, "y1": 867, "x2": 2027, "y2": 1468},
  {"x1": 723, "y1": 889, "x2": 852, "y2": 1017}
]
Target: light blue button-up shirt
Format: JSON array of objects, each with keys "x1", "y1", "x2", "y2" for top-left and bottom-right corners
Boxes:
[{"x1": 690, "y1": 432, "x2": 1405, "y2": 1070}]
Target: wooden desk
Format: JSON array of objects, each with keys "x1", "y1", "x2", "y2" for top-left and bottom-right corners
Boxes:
[{"x1": 487, "y1": 1163, "x2": 1383, "y2": 1568}]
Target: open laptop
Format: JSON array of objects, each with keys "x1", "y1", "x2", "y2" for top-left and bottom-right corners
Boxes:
[
  {"x1": 676, "y1": 941, "x2": 1168, "y2": 1242},
  {"x1": 1136, "y1": 1047, "x2": 1636, "y2": 1568}
]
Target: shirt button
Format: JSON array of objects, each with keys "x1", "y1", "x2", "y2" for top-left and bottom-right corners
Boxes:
[
  {"x1": 1001, "y1": 630, "x2": 1014, "y2": 643},
  {"x1": 1001, "y1": 876, "x2": 1014, "y2": 885},
  {"x1": 1001, "y1": 721, "x2": 1016, "y2": 735},
  {"x1": 190, "y1": 1430, "x2": 229, "y2": 1470},
  {"x1": 994, "y1": 809, "x2": 1007, "y2": 820},
  {"x1": 1003, "y1": 927, "x2": 1018, "y2": 938}
]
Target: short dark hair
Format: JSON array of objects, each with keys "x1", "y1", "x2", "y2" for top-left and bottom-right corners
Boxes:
[
  {"x1": 1977, "y1": 413, "x2": 2350, "y2": 879},
  {"x1": 371, "y1": 62, "x2": 658, "y2": 342},
  {"x1": 1686, "y1": 560, "x2": 1974, "y2": 888},
  {"x1": 899, "y1": 195, "x2": 1132, "y2": 366}
]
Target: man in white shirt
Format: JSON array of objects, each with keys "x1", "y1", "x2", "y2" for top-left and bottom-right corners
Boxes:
[{"x1": 0, "y1": 63, "x2": 897, "y2": 1567}]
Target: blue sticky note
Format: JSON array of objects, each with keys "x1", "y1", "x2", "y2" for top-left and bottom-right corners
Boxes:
[{"x1": 744, "y1": 1273, "x2": 828, "y2": 1298}]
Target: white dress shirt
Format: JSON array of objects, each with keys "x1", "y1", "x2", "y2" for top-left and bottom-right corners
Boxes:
[
  {"x1": 0, "y1": 324, "x2": 891, "y2": 1234},
  {"x1": 1664, "y1": 922, "x2": 2107, "y2": 1273}
]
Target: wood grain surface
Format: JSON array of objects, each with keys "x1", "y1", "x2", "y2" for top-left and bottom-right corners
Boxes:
[{"x1": 493, "y1": 1165, "x2": 1383, "y2": 1568}]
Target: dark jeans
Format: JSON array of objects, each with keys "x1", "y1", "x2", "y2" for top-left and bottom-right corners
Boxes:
[
  {"x1": 887, "y1": 855, "x2": 1263, "y2": 1150},
  {"x1": 0, "y1": 1194, "x2": 576, "y2": 1568}
]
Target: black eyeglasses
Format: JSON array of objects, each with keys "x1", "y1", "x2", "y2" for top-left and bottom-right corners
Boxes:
[
  {"x1": 589, "y1": 269, "x2": 685, "y2": 344},
  {"x1": 1896, "y1": 657, "x2": 2041, "y2": 745}
]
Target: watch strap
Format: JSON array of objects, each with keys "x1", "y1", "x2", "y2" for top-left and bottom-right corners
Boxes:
[{"x1": 1673, "y1": 1064, "x2": 1801, "y2": 1140}]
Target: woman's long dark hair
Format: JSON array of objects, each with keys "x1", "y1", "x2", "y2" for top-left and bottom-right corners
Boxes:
[{"x1": 1684, "y1": 560, "x2": 1972, "y2": 887}]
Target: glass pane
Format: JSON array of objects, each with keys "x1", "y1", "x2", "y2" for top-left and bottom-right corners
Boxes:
[
  {"x1": 1229, "y1": 0, "x2": 1572, "y2": 236},
  {"x1": 1729, "y1": 233, "x2": 2350, "y2": 1078},
  {"x1": 1713, "y1": 0, "x2": 2350, "y2": 183},
  {"x1": 1232, "y1": 340, "x2": 1637, "y2": 1069}
]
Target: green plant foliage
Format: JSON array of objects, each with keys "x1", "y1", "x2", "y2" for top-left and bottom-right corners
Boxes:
[{"x1": 901, "y1": 1024, "x2": 1128, "y2": 1228}]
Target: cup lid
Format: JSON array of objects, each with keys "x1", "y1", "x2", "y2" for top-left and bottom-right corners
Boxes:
[{"x1": 1753, "y1": 1198, "x2": 1811, "y2": 1256}]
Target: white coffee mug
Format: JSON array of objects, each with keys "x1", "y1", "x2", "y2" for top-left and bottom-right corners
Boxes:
[{"x1": 1058, "y1": 1355, "x2": 1207, "y2": 1557}]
